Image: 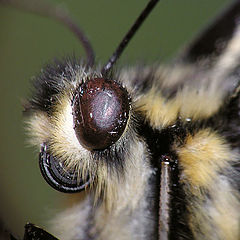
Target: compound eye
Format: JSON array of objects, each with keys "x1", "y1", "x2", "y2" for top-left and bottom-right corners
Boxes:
[
  {"x1": 39, "y1": 143, "x2": 90, "y2": 193},
  {"x1": 72, "y1": 78, "x2": 130, "y2": 150}
]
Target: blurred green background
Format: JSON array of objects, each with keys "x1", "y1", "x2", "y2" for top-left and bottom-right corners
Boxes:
[{"x1": 0, "y1": 0, "x2": 228, "y2": 238}]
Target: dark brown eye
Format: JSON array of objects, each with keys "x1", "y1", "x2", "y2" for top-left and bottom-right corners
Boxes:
[{"x1": 72, "y1": 78, "x2": 130, "y2": 150}]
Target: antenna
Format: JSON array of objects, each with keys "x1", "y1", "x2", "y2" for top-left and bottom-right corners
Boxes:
[
  {"x1": 101, "y1": 0, "x2": 160, "y2": 75},
  {"x1": 0, "y1": 0, "x2": 95, "y2": 67}
]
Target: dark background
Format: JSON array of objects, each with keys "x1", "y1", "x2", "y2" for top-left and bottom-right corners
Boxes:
[{"x1": 0, "y1": 0, "x2": 228, "y2": 238}]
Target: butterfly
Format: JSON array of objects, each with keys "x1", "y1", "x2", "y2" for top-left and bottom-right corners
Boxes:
[{"x1": 0, "y1": 0, "x2": 239, "y2": 239}]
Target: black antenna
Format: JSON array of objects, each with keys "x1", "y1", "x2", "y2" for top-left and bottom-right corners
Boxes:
[
  {"x1": 0, "y1": 0, "x2": 95, "y2": 67},
  {"x1": 102, "y1": 0, "x2": 160, "y2": 75}
]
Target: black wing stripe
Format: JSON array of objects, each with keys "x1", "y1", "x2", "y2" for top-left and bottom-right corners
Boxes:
[{"x1": 180, "y1": 0, "x2": 240, "y2": 62}]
